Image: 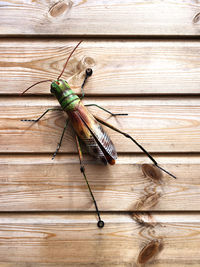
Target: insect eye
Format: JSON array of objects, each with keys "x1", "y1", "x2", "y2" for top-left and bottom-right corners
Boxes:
[{"x1": 50, "y1": 85, "x2": 56, "y2": 94}]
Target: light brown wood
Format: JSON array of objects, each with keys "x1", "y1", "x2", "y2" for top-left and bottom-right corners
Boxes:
[
  {"x1": 1, "y1": 97, "x2": 200, "y2": 153},
  {"x1": 0, "y1": 212, "x2": 198, "y2": 266},
  {"x1": 1, "y1": 0, "x2": 200, "y2": 264},
  {"x1": 1, "y1": 39, "x2": 200, "y2": 95},
  {"x1": 0, "y1": 154, "x2": 199, "y2": 211},
  {"x1": 1, "y1": 0, "x2": 200, "y2": 36}
]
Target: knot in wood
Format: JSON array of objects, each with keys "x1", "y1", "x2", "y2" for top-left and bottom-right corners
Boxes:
[{"x1": 49, "y1": 0, "x2": 73, "y2": 18}]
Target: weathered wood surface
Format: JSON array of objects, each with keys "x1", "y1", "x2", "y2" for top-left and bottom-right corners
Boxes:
[
  {"x1": 1, "y1": 97, "x2": 200, "y2": 153},
  {"x1": 0, "y1": 154, "x2": 199, "y2": 211},
  {"x1": 1, "y1": 0, "x2": 200, "y2": 36},
  {"x1": 1, "y1": 39, "x2": 200, "y2": 95},
  {"x1": 0, "y1": 213, "x2": 198, "y2": 266},
  {"x1": 1, "y1": 0, "x2": 200, "y2": 265}
]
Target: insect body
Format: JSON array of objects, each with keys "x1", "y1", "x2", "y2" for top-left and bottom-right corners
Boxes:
[
  {"x1": 51, "y1": 79, "x2": 117, "y2": 165},
  {"x1": 21, "y1": 41, "x2": 176, "y2": 228}
]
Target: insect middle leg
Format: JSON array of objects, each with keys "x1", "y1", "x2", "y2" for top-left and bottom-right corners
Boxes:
[
  {"x1": 75, "y1": 134, "x2": 104, "y2": 228},
  {"x1": 52, "y1": 118, "x2": 70, "y2": 160},
  {"x1": 81, "y1": 69, "x2": 128, "y2": 116},
  {"x1": 85, "y1": 104, "x2": 128, "y2": 116}
]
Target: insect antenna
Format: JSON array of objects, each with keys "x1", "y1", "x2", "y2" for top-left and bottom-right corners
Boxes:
[
  {"x1": 21, "y1": 41, "x2": 82, "y2": 96},
  {"x1": 20, "y1": 79, "x2": 53, "y2": 96},
  {"x1": 57, "y1": 40, "x2": 83, "y2": 80}
]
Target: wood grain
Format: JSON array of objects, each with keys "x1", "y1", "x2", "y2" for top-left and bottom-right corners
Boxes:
[
  {"x1": 1, "y1": 39, "x2": 200, "y2": 95},
  {"x1": 1, "y1": 97, "x2": 200, "y2": 153},
  {"x1": 1, "y1": 1, "x2": 200, "y2": 264},
  {"x1": 1, "y1": 0, "x2": 200, "y2": 36},
  {"x1": 0, "y1": 212, "x2": 198, "y2": 266},
  {"x1": 0, "y1": 154, "x2": 199, "y2": 211}
]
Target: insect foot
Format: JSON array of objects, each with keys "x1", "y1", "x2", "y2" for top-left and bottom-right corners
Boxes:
[
  {"x1": 86, "y1": 68, "x2": 93, "y2": 77},
  {"x1": 97, "y1": 220, "x2": 104, "y2": 228}
]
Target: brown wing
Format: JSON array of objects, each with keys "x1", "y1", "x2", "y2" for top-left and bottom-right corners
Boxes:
[{"x1": 67, "y1": 102, "x2": 117, "y2": 165}]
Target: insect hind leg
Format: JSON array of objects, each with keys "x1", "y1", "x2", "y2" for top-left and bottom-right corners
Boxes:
[
  {"x1": 75, "y1": 134, "x2": 104, "y2": 228},
  {"x1": 95, "y1": 115, "x2": 176, "y2": 180}
]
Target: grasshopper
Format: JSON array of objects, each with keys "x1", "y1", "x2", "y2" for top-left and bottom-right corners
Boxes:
[{"x1": 21, "y1": 41, "x2": 176, "y2": 228}]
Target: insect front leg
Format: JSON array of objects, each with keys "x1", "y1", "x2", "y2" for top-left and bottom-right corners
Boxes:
[
  {"x1": 80, "y1": 68, "x2": 93, "y2": 99},
  {"x1": 52, "y1": 118, "x2": 70, "y2": 160},
  {"x1": 21, "y1": 108, "x2": 62, "y2": 122},
  {"x1": 75, "y1": 134, "x2": 104, "y2": 228},
  {"x1": 94, "y1": 116, "x2": 176, "y2": 179}
]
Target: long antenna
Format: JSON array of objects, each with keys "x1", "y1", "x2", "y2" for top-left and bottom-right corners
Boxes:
[
  {"x1": 57, "y1": 40, "x2": 83, "y2": 80},
  {"x1": 21, "y1": 41, "x2": 83, "y2": 96},
  {"x1": 20, "y1": 79, "x2": 53, "y2": 96}
]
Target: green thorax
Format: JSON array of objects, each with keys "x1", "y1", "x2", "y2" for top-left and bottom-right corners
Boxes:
[{"x1": 50, "y1": 79, "x2": 80, "y2": 111}]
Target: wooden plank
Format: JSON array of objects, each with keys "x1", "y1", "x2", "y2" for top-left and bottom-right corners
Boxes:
[
  {"x1": 1, "y1": 39, "x2": 200, "y2": 95},
  {"x1": 1, "y1": 1, "x2": 200, "y2": 36},
  {"x1": 0, "y1": 212, "x2": 198, "y2": 266},
  {"x1": 0, "y1": 154, "x2": 199, "y2": 211},
  {"x1": 1, "y1": 97, "x2": 200, "y2": 153}
]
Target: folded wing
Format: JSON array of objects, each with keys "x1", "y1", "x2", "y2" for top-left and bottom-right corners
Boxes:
[{"x1": 67, "y1": 102, "x2": 117, "y2": 165}]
